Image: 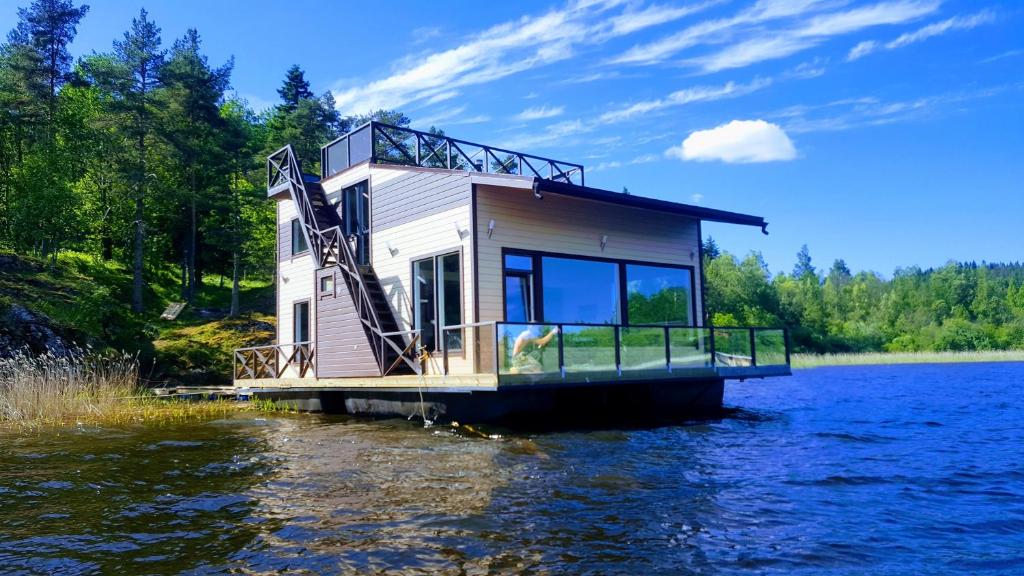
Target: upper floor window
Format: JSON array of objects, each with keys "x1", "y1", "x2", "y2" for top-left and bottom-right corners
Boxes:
[{"x1": 290, "y1": 218, "x2": 309, "y2": 255}]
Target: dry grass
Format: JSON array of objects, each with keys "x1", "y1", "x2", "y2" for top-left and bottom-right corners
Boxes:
[
  {"x1": 792, "y1": 350, "x2": 1024, "y2": 369},
  {"x1": 0, "y1": 349, "x2": 240, "y2": 429}
]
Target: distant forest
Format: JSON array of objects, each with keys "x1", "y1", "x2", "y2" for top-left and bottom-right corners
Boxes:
[
  {"x1": 2, "y1": 1, "x2": 1021, "y2": 356},
  {"x1": 704, "y1": 240, "x2": 1024, "y2": 353}
]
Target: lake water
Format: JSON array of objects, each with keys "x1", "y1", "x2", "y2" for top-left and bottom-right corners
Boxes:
[{"x1": 2, "y1": 362, "x2": 1023, "y2": 575}]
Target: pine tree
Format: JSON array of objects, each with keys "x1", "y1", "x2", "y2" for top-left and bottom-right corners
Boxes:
[
  {"x1": 702, "y1": 236, "x2": 720, "y2": 260},
  {"x1": 277, "y1": 64, "x2": 312, "y2": 112},
  {"x1": 793, "y1": 244, "x2": 816, "y2": 279}
]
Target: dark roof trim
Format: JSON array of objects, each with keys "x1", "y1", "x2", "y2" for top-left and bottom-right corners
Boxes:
[{"x1": 533, "y1": 178, "x2": 769, "y2": 234}]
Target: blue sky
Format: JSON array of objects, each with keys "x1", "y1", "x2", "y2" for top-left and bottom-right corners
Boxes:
[{"x1": 3, "y1": 0, "x2": 1021, "y2": 276}]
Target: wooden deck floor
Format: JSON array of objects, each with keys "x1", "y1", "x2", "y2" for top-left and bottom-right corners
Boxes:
[{"x1": 234, "y1": 373, "x2": 499, "y2": 393}]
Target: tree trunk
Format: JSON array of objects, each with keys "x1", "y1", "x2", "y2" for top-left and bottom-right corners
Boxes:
[
  {"x1": 187, "y1": 173, "x2": 197, "y2": 302},
  {"x1": 132, "y1": 128, "x2": 145, "y2": 314},
  {"x1": 230, "y1": 249, "x2": 240, "y2": 318}
]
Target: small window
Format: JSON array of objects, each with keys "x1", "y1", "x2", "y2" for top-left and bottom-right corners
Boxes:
[
  {"x1": 293, "y1": 301, "x2": 310, "y2": 343},
  {"x1": 320, "y1": 275, "x2": 334, "y2": 295},
  {"x1": 291, "y1": 219, "x2": 309, "y2": 255}
]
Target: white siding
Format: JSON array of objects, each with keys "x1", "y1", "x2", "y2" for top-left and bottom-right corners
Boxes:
[
  {"x1": 276, "y1": 198, "x2": 317, "y2": 350},
  {"x1": 475, "y1": 184, "x2": 703, "y2": 325}
]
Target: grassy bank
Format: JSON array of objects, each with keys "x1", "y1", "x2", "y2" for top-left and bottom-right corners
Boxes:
[
  {"x1": 791, "y1": 350, "x2": 1024, "y2": 369},
  {"x1": 1, "y1": 251, "x2": 274, "y2": 384}
]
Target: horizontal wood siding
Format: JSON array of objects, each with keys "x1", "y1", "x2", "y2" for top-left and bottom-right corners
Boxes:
[
  {"x1": 276, "y1": 199, "x2": 316, "y2": 375},
  {"x1": 371, "y1": 166, "x2": 472, "y2": 229},
  {"x1": 315, "y1": 268, "x2": 381, "y2": 378},
  {"x1": 475, "y1": 184, "x2": 704, "y2": 325}
]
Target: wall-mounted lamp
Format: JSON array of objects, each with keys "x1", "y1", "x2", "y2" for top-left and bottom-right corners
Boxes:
[
  {"x1": 600, "y1": 234, "x2": 608, "y2": 251},
  {"x1": 532, "y1": 180, "x2": 543, "y2": 200},
  {"x1": 386, "y1": 241, "x2": 398, "y2": 257},
  {"x1": 487, "y1": 218, "x2": 496, "y2": 239},
  {"x1": 690, "y1": 249, "x2": 696, "y2": 261},
  {"x1": 454, "y1": 221, "x2": 470, "y2": 240}
]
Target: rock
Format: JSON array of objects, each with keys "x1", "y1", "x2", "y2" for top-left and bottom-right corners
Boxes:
[{"x1": 0, "y1": 304, "x2": 75, "y2": 358}]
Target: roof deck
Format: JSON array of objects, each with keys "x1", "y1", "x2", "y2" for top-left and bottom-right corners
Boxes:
[{"x1": 320, "y1": 121, "x2": 585, "y2": 185}]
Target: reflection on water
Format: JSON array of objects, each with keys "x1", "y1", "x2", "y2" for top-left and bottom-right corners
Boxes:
[{"x1": 2, "y1": 362, "x2": 1024, "y2": 574}]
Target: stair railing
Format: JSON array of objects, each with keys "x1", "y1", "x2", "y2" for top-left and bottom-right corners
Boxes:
[{"x1": 268, "y1": 145, "x2": 421, "y2": 376}]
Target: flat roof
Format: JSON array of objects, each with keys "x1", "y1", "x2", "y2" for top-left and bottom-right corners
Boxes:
[{"x1": 534, "y1": 178, "x2": 768, "y2": 233}]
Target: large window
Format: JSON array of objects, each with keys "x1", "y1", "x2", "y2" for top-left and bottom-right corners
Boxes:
[
  {"x1": 502, "y1": 250, "x2": 695, "y2": 326},
  {"x1": 290, "y1": 219, "x2": 308, "y2": 255},
  {"x1": 625, "y1": 264, "x2": 693, "y2": 325},
  {"x1": 541, "y1": 256, "x2": 620, "y2": 324},
  {"x1": 413, "y1": 252, "x2": 462, "y2": 351}
]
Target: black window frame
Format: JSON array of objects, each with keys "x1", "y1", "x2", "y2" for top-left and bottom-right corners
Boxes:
[{"x1": 500, "y1": 248, "x2": 698, "y2": 327}]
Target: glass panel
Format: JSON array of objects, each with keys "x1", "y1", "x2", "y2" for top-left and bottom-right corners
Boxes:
[
  {"x1": 342, "y1": 181, "x2": 370, "y2": 266},
  {"x1": 348, "y1": 124, "x2": 372, "y2": 165},
  {"x1": 714, "y1": 328, "x2": 753, "y2": 367},
  {"x1": 498, "y1": 323, "x2": 560, "y2": 377},
  {"x1": 755, "y1": 329, "x2": 788, "y2": 366},
  {"x1": 440, "y1": 253, "x2": 462, "y2": 351},
  {"x1": 504, "y1": 254, "x2": 533, "y2": 272},
  {"x1": 625, "y1": 264, "x2": 693, "y2": 325},
  {"x1": 293, "y1": 302, "x2": 309, "y2": 343},
  {"x1": 669, "y1": 327, "x2": 712, "y2": 368},
  {"x1": 291, "y1": 219, "x2": 308, "y2": 254},
  {"x1": 325, "y1": 138, "x2": 349, "y2": 177},
  {"x1": 562, "y1": 325, "x2": 616, "y2": 374},
  {"x1": 413, "y1": 258, "x2": 436, "y2": 351},
  {"x1": 504, "y1": 274, "x2": 532, "y2": 322},
  {"x1": 320, "y1": 275, "x2": 333, "y2": 294},
  {"x1": 541, "y1": 257, "x2": 619, "y2": 324},
  {"x1": 620, "y1": 327, "x2": 667, "y2": 373}
]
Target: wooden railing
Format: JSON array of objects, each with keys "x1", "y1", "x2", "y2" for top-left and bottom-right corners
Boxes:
[
  {"x1": 234, "y1": 342, "x2": 314, "y2": 380},
  {"x1": 266, "y1": 145, "x2": 421, "y2": 377}
]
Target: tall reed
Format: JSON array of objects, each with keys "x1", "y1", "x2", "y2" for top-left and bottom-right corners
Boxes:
[{"x1": 0, "y1": 349, "x2": 139, "y2": 425}]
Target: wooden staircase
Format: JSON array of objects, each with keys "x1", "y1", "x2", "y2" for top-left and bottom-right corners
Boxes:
[{"x1": 268, "y1": 145, "x2": 420, "y2": 376}]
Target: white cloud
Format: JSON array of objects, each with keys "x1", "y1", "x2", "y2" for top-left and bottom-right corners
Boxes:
[
  {"x1": 847, "y1": 40, "x2": 879, "y2": 61},
  {"x1": 667, "y1": 119, "x2": 797, "y2": 163},
  {"x1": 414, "y1": 105, "x2": 491, "y2": 129},
  {"x1": 690, "y1": 193, "x2": 705, "y2": 204},
  {"x1": 515, "y1": 105, "x2": 565, "y2": 121},
  {"x1": 331, "y1": 0, "x2": 720, "y2": 115},
  {"x1": 690, "y1": 0, "x2": 939, "y2": 72},
  {"x1": 610, "y1": 0, "x2": 833, "y2": 65},
  {"x1": 848, "y1": 10, "x2": 996, "y2": 61},
  {"x1": 599, "y1": 78, "x2": 772, "y2": 123}
]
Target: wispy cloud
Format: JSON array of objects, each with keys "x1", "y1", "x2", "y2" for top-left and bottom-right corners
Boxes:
[
  {"x1": 666, "y1": 119, "x2": 798, "y2": 163},
  {"x1": 689, "y1": 0, "x2": 940, "y2": 72},
  {"x1": 847, "y1": 10, "x2": 996, "y2": 61},
  {"x1": 610, "y1": 0, "x2": 834, "y2": 66},
  {"x1": 414, "y1": 105, "x2": 491, "y2": 129},
  {"x1": 515, "y1": 105, "x2": 565, "y2": 121},
  {"x1": 779, "y1": 85, "x2": 1017, "y2": 133},
  {"x1": 599, "y1": 77, "x2": 772, "y2": 123},
  {"x1": 331, "y1": 0, "x2": 721, "y2": 115},
  {"x1": 591, "y1": 153, "x2": 662, "y2": 172},
  {"x1": 980, "y1": 48, "x2": 1024, "y2": 64}
]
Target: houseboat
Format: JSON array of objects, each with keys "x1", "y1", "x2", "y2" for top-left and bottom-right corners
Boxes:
[{"x1": 233, "y1": 122, "x2": 791, "y2": 424}]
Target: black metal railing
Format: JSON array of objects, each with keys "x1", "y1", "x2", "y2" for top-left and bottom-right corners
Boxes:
[
  {"x1": 440, "y1": 322, "x2": 791, "y2": 384},
  {"x1": 321, "y1": 121, "x2": 585, "y2": 185}
]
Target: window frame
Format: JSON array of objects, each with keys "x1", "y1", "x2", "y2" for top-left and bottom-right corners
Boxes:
[
  {"x1": 292, "y1": 299, "x2": 311, "y2": 344},
  {"x1": 290, "y1": 218, "x2": 309, "y2": 256},
  {"x1": 500, "y1": 248, "x2": 697, "y2": 327},
  {"x1": 410, "y1": 249, "x2": 464, "y2": 354}
]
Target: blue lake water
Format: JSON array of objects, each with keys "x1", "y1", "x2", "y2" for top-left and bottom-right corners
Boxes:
[{"x1": 1, "y1": 362, "x2": 1023, "y2": 575}]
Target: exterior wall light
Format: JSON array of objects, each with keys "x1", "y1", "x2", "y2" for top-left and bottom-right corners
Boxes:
[
  {"x1": 600, "y1": 234, "x2": 608, "y2": 251},
  {"x1": 487, "y1": 219, "x2": 496, "y2": 239}
]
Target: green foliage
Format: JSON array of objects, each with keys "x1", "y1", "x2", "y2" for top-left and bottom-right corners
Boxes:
[{"x1": 706, "y1": 246, "x2": 1024, "y2": 354}]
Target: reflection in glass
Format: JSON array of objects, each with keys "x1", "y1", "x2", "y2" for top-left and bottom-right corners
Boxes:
[
  {"x1": 498, "y1": 323, "x2": 559, "y2": 375},
  {"x1": 413, "y1": 258, "x2": 436, "y2": 351},
  {"x1": 625, "y1": 264, "x2": 692, "y2": 325},
  {"x1": 562, "y1": 325, "x2": 616, "y2": 374},
  {"x1": 440, "y1": 253, "x2": 462, "y2": 351},
  {"x1": 541, "y1": 257, "x2": 619, "y2": 324},
  {"x1": 504, "y1": 254, "x2": 534, "y2": 322}
]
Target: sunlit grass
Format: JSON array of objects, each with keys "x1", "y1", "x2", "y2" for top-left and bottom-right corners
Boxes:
[
  {"x1": 792, "y1": 350, "x2": 1024, "y2": 369},
  {"x1": 0, "y1": 349, "x2": 246, "y2": 430}
]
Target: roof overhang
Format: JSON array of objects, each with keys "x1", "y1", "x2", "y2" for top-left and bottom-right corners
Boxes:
[{"x1": 533, "y1": 178, "x2": 769, "y2": 234}]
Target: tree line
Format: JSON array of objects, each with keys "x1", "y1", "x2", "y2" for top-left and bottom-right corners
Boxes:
[
  {"x1": 703, "y1": 239, "x2": 1024, "y2": 353},
  {"x1": 0, "y1": 1, "x2": 408, "y2": 315}
]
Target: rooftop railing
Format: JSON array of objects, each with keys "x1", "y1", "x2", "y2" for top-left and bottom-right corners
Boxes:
[{"x1": 321, "y1": 121, "x2": 585, "y2": 185}]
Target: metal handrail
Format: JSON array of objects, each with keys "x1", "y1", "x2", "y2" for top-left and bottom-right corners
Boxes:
[{"x1": 321, "y1": 121, "x2": 585, "y2": 185}]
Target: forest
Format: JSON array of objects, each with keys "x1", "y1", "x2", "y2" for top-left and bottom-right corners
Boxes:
[{"x1": 2, "y1": 0, "x2": 1022, "y2": 360}]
